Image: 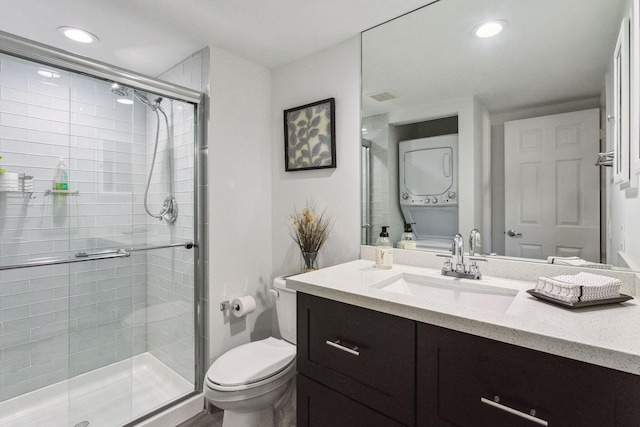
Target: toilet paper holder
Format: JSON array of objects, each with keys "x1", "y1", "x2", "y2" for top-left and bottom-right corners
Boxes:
[
  {"x1": 219, "y1": 300, "x2": 238, "y2": 311},
  {"x1": 220, "y1": 296, "x2": 256, "y2": 317}
]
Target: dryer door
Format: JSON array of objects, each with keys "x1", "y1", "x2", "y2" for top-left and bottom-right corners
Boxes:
[{"x1": 404, "y1": 146, "x2": 453, "y2": 196}]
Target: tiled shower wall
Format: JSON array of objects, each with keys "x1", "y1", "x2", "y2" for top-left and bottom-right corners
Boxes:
[
  {"x1": 0, "y1": 51, "x2": 198, "y2": 401},
  {"x1": 143, "y1": 50, "x2": 204, "y2": 382},
  {"x1": 362, "y1": 114, "x2": 390, "y2": 244}
]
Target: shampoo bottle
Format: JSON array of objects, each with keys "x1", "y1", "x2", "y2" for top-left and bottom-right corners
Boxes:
[
  {"x1": 375, "y1": 226, "x2": 393, "y2": 269},
  {"x1": 399, "y1": 222, "x2": 417, "y2": 250},
  {"x1": 53, "y1": 157, "x2": 68, "y2": 191}
]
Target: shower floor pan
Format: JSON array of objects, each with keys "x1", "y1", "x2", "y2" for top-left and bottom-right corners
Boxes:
[{"x1": 0, "y1": 352, "x2": 193, "y2": 427}]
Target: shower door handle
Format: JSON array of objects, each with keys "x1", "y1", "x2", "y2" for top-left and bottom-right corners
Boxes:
[
  {"x1": 76, "y1": 241, "x2": 198, "y2": 258},
  {"x1": 75, "y1": 248, "x2": 126, "y2": 258}
]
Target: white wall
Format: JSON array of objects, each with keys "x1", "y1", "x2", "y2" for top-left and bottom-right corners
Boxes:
[
  {"x1": 271, "y1": 37, "x2": 361, "y2": 277},
  {"x1": 206, "y1": 46, "x2": 273, "y2": 364}
]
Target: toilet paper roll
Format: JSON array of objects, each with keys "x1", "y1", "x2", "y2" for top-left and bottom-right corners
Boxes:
[{"x1": 232, "y1": 296, "x2": 256, "y2": 317}]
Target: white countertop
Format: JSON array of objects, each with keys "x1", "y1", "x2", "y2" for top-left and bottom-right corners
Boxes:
[{"x1": 287, "y1": 259, "x2": 640, "y2": 376}]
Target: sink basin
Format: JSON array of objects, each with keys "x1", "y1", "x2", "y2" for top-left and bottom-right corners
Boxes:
[{"x1": 371, "y1": 273, "x2": 518, "y2": 313}]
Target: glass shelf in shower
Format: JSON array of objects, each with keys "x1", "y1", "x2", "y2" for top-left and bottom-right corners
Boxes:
[{"x1": 44, "y1": 189, "x2": 80, "y2": 196}]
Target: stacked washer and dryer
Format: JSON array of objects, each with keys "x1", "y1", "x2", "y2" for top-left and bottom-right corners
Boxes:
[{"x1": 399, "y1": 134, "x2": 459, "y2": 250}]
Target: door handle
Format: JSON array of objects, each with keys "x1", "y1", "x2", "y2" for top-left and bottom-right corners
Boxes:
[{"x1": 506, "y1": 229, "x2": 523, "y2": 237}]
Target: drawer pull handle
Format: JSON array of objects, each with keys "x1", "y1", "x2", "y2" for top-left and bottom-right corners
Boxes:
[
  {"x1": 481, "y1": 397, "x2": 548, "y2": 426},
  {"x1": 325, "y1": 339, "x2": 360, "y2": 356}
]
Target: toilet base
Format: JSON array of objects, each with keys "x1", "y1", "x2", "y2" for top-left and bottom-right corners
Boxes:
[{"x1": 222, "y1": 407, "x2": 273, "y2": 427}]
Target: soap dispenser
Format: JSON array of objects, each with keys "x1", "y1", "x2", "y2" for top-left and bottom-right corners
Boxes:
[
  {"x1": 375, "y1": 226, "x2": 393, "y2": 269},
  {"x1": 398, "y1": 222, "x2": 417, "y2": 250},
  {"x1": 53, "y1": 157, "x2": 68, "y2": 191}
]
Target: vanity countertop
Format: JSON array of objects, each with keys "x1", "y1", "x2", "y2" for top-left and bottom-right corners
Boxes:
[{"x1": 286, "y1": 259, "x2": 640, "y2": 376}]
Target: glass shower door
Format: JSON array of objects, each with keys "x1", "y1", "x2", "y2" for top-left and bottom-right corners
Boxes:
[{"x1": 0, "y1": 50, "x2": 199, "y2": 427}]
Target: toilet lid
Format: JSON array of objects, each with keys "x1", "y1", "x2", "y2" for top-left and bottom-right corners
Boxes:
[{"x1": 207, "y1": 337, "x2": 296, "y2": 387}]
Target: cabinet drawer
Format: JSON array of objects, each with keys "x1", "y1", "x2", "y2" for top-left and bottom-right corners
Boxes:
[
  {"x1": 298, "y1": 293, "x2": 416, "y2": 426},
  {"x1": 417, "y1": 323, "x2": 631, "y2": 427},
  {"x1": 297, "y1": 374, "x2": 405, "y2": 427}
]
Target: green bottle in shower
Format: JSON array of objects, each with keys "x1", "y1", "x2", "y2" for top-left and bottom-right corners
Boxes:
[{"x1": 53, "y1": 157, "x2": 68, "y2": 190}]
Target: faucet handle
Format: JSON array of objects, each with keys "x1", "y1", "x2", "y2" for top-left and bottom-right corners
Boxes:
[
  {"x1": 436, "y1": 254, "x2": 453, "y2": 272},
  {"x1": 468, "y1": 257, "x2": 487, "y2": 279}
]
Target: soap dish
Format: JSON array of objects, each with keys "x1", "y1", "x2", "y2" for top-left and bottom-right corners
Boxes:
[{"x1": 526, "y1": 290, "x2": 633, "y2": 309}]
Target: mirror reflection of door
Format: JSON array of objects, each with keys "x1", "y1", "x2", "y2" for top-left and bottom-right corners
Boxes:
[
  {"x1": 504, "y1": 109, "x2": 600, "y2": 262},
  {"x1": 361, "y1": 139, "x2": 372, "y2": 245}
]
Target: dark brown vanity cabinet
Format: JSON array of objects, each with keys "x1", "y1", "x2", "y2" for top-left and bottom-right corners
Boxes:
[
  {"x1": 417, "y1": 323, "x2": 640, "y2": 427},
  {"x1": 297, "y1": 292, "x2": 416, "y2": 426},
  {"x1": 297, "y1": 293, "x2": 640, "y2": 427}
]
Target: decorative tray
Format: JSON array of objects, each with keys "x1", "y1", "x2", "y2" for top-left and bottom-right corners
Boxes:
[{"x1": 526, "y1": 290, "x2": 633, "y2": 309}]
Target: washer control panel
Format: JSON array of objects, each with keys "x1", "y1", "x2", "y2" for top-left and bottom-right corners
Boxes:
[{"x1": 401, "y1": 192, "x2": 457, "y2": 206}]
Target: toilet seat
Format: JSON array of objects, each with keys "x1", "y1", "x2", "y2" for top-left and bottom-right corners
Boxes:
[{"x1": 206, "y1": 337, "x2": 296, "y2": 392}]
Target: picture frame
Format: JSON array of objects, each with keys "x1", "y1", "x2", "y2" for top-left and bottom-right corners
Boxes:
[{"x1": 284, "y1": 98, "x2": 336, "y2": 171}]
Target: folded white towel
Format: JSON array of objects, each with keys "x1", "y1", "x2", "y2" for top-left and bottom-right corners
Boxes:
[
  {"x1": 547, "y1": 256, "x2": 612, "y2": 269},
  {"x1": 534, "y1": 272, "x2": 621, "y2": 303}
]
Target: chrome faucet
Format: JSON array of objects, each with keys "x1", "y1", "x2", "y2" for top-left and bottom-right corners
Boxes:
[
  {"x1": 437, "y1": 233, "x2": 487, "y2": 280},
  {"x1": 469, "y1": 229, "x2": 481, "y2": 256},
  {"x1": 452, "y1": 233, "x2": 465, "y2": 270}
]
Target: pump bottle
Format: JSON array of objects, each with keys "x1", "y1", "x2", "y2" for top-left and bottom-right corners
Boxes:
[
  {"x1": 375, "y1": 226, "x2": 393, "y2": 269},
  {"x1": 398, "y1": 222, "x2": 417, "y2": 250},
  {"x1": 53, "y1": 157, "x2": 68, "y2": 191}
]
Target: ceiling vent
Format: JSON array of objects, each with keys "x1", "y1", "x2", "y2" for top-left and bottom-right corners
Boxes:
[{"x1": 368, "y1": 90, "x2": 397, "y2": 102}]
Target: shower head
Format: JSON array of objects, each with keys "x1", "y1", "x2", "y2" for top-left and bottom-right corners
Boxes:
[
  {"x1": 111, "y1": 82, "x2": 163, "y2": 112},
  {"x1": 110, "y1": 83, "x2": 130, "y2": 97}
]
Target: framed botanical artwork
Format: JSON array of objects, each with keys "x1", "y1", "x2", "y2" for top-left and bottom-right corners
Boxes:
[{"x1": 284, "y1": 98, "x2": 336, "y2": 171}]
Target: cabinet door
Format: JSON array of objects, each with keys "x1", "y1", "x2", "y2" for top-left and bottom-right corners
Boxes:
[
  {"x1": 417, "y1": 323, "x2": 629, "y2": 427},
  {"x1": 297, "y1": 374, "x2": 405, "y2": 427},
  {"x1": 297, "y1": 293, "x2": 416, "y2": 426}
]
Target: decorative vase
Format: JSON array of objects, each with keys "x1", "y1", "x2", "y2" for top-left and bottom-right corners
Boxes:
[{"x1": 301, "y1": 251, "x2": 318, "y2": 273}]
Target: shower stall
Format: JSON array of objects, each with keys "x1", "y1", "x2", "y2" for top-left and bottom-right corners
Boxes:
[{"x1": 0, "y1": 32, "x2": 206, "y2": 426}]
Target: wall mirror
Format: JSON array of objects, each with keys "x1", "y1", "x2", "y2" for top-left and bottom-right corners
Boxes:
[{"x1": 361, "y1": 0, "x2": 640, "y2": 271}]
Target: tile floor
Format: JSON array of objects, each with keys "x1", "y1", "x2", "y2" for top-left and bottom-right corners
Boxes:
[{"x1": 177, "y1": 410, "x2": 223, "y2": 427}]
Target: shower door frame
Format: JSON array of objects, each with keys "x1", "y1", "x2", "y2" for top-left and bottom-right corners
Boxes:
[{"x1": 0, "y1": 30, "x2": 207, "y2": 425}]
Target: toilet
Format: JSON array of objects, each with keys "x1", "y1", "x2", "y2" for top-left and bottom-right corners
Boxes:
[{"x1": 205, "y1": 276, "x2": 297, "y2": 427}]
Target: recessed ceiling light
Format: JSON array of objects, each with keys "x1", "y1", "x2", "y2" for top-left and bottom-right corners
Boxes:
[
  {"x1": 37, "y1": 69, "x2": 61, "y2": 79},
  {"x1": 58, "y1": 26, "x2": 99, "y2": 44},
  {"x1": 117, "y1": 98, "x2": 134, "y2": 105},
  {"x1": 474, "y1": 20, "x2": 508, "y2": 38}
]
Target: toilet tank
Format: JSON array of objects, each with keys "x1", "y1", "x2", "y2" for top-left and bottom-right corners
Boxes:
[{"x1": 273, "y1": 276, "x2": 297, "y2": 344}]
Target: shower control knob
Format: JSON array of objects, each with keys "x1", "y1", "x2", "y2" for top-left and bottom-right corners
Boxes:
[
  {"x1": 402, "y1": 192, "x2": 409, "y2": 200},
  {"x1": 448, "y1": 191, "x2": 456, "y2": 199}
]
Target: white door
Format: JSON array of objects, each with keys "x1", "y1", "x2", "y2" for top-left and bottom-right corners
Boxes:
[{"x1": 504, "y1": 109, "x2": 600, "y2": 262}]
